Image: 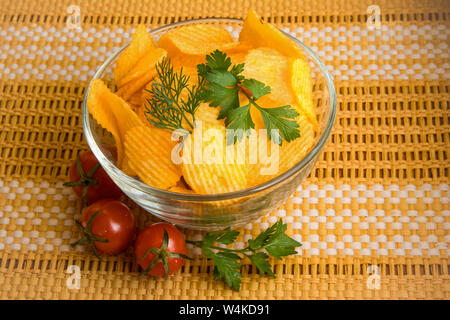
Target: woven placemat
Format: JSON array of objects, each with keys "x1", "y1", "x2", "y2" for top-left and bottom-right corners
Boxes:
[{"x1": 0, "y1": 0, "x2": 449, "y2": 299}]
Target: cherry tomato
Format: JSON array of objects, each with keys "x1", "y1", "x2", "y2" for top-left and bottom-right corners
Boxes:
[
  {"x1": 134, "y1": 223, "x2": 189, "y2": 276},
  {"x1": 73, "y1": 199, "x2": 136, "y2": 256},
  {"x1": 66, "y1": 149, "x2": 123, "y2": 205}
]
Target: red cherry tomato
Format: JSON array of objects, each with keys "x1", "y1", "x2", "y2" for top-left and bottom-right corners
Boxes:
[
  {"x1": 66, "y1": 150, "x2": 123, "y2": 205},
  {"x1": 134, "y1": 223, "x2": 188, "y2": 276},
  {"x1": 74, "y1": 199, "x2": 136, "y2": 256}
]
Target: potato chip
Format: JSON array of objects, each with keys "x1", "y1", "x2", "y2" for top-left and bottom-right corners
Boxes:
[
  {"x1": 135, "y1": 102, "x2": 150, "y2": 127},
  {"x1": 168, "y1": 186, "x2": 195, "y2": 194},
  {"x1": 124, "y1": 125, "x2": 181, "y2": 189},
  {"x1": 227, "y1": 51, "x2": 248, "y2": 66},
  {"x1": 158, "y1": 24, "x2": 234, "y2": 56},
  {"x1": 170, "y1": 54, "x2": 206, "y2": 70},
  {"x1": 114, "y1": 25, "x2": 156, "y2": 82},
  {"x1": 87, "y1": 79, "x2": 143, "y2": 167},
  {"x1": 121, "y1": 156, "x2": 137, "y2": 176},
  {"x1": 116, "y1": 69, "x2": 157, "y2": 101},
  {"x1": 223, "y1": 42, "x2": 253, "y2": 54},
  {"x1": 181, "y1": 122, "x2": 247, "y2": 194},
  {"x1": 246, "y1": 112, "x2": 314, "y2": 187},
  {"x1": 239, "y1": 9, "x2": 304, "y2": 59},
  {"x1": 126, "y1": 91, "x2": 143, "y2": 113},
  {"x1": 194, "y1": 103, "x2": 224, "y2": 126},
  {"x1": 289, "y1": 58, "x2": 318, "y2": 130},
  {"x1": 242, "y1": 47, "x2": 294, "y2": 105},
  {"x1": 116, "y1": 48, "x2": 167, "y2": 88}
]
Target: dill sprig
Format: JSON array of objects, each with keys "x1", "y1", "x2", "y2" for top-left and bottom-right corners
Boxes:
[{"x1": 143, "y1": 57, "x2": 205, "y2": 133}]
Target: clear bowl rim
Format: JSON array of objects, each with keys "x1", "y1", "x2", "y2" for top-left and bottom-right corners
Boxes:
[{"x1": 82, "y1": 17, "x2": 337, "y2": 202}]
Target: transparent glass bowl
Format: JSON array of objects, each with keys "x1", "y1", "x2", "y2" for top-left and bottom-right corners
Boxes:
[{"x1": 83, "y1": 18, "x2": 336, "y2": 230}]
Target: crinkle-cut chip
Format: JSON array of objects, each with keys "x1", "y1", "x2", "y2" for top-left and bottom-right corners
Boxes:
[
  {"x1": 169, "y1": 42, "x2": 249, "y2": 71},
  {"x1": 246, "y1": 112, "x2": 314, "y2": 187},
  {"x1": 116, "y1": 48, "x2": 167, "y2": 88},
  {"x1": 289, "y1": 58, "x2": 318, "y2": 130},
  {"x1": 136, "y1": 103, "x2": 151, "y2": 127},
  {"x1": 168, "y1": 186, "x2": 195, "y2": 194},
  {"x1": 114, "y1": 25, "x2": 156, "y2": 82},
  {"x1": 127, "y1": 91, "x2": 142, "y2": 111},
  {"x1": 239, "y1": 9, "x2": 304, "y2": 59},
  {"x1": 181, "y1": 123, "x2": 247, "y2": 194},
  {"x1": 124, "y1": 126, "x2": 181, "y2": 190},
  {"x1": 87, "y1": 79, "x2": 143, "y2": 167},
  {"x1": 170, "y1": 54, "x2": 206, "y2": 69},
  {"x1": 222, "y1": 42, "x2": 253, "y2": 54},
  {"x1": 227, "y1": 50, "x2": 249, "y2": 66},
  {"x1": 141, "y1": 80, "x2": 154, "y2": 107},
  {"x1": 242, "y1": 47, "x2": 294, "y2": 105},
  {"x1": 121, "y1": 155, "x2": 137, "y2": 176},
  {"x1": 116, "y1": 69, "x2": 157, "y2": 101},
  {"x1": 194, "y1": 103, "x2": 224, "y2": 126},
  {"x1": 158, "y1": 24, "x2": 233, "y2": 56}
]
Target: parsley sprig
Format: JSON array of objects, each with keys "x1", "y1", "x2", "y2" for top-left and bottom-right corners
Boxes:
[
  {"x1": 197, "y1": 50, "x2": 301, "y2": 145},
  {"x1": 187, "y1": 219, "x2": 301, "y2": 291},
  {"x1": 143, "y1": 57, "x2": 205, "y2": 133}
]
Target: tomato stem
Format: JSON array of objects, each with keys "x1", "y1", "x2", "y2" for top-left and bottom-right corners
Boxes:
[
  {"x1": 71, "y1": 210, "x2": 109, "y2": 259},
  {"x1": 139, "y1": 229, "x2": 192, "y2": 277},
  {"x1": 63, "y1": 152, "x2": 101, "y2": 206}
]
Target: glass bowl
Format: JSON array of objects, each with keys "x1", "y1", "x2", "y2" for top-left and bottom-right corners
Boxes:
[{"x1": 82, "y1": 18, "x2": 336, "y2": 230}]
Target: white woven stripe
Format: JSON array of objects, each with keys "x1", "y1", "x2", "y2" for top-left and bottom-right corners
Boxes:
[
  {"x1": 0, "y1": 24, "x2": 448, "y2": 81},
  {"x1": 0, "y1": 180, "x2": 448, "y2": 256}
]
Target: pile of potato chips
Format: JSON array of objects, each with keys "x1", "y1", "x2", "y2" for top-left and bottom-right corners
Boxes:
[{"x1": 87, "y1": 9, "x2": 317, "y2": 195}]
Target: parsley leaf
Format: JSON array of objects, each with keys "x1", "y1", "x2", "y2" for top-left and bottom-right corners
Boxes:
[
  {"x1": 187, "y1": 219, "x2": 301, "y2": 291},
  {"x1": 248, "y1": 252, "x2": 275, "y2": 277},
  {"x1": 205, "y1": 249, "x2": 241, "y2": 291},
  {"x1": 256, "y1": 105, "x2": 300, "y2": 144},
  {"x1": 241, "y1": 78, "x2": 271, "y2": 100},
  {"x1": 198, "y1": 50, "x2": 301, "y2": 145},
  {"x1": 225, "y1": 104, "x2": 254, "y2": 144}
]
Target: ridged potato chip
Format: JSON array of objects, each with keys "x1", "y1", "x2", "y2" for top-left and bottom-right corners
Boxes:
[
  {"x1": 242, "y1": 47, "x2": 294, "y2": 105},
  {"x1": 168, "y1": 185, "x2": 195, "y2": 194},
  {"x1": 181, "y1": 123, "x2": 247, "y2": 194},
  {"x1": 127, "y1": 91, "x2": 142, "y2": 110},
  {"x1": 87, "y1": 79, "x2": 143, "y2": 167},
  {"x1": 135, "y1": 102, "x2": 150, "y2": 127},
  {"x1": 289, "y1": 58, "x2": 318, "y2": 130},
  {"x1": 239, "y1": 9, "x2": 304, "y2": 59},
  {"x1": 158, "y1": 24, "x2": 234, "y2": 56},
  {"x1": 169, "y1": 41, "x2": 250, "y2": 70},
  {"x1": 121, "y1": 156, "x2": 137, "y2": 176},
  {"x1": 116, "y1": 68, "x2": 157, "y2": 101},
  {"x1": 114, "y1": 25, "x2": 156, "y2": 82},
  {"x1": 116, "y1": 48, "x2": 167, "y2": 88},
  {"x1": 246, "y1": 112, "x2": 314, "y2": 187},
  {"x1": 194, "y1": 103, "x2": 224, "y2": 126},
  {"x1": 124, "y1": 125, "x2": 181, "y2": 189}
]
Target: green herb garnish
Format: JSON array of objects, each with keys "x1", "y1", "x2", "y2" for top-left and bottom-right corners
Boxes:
[
  {"x1": 197, "y1": 50, "x2": 301, "y2": 145},
  {"x1": 143, "y1": 50, "x2": 301, "y2": 145},
  {"x1": 187, "y1": 219, "x2": 301, "y2": 291},
  {"x1": 143, "y1": 57, "x2": 205, "y2": 133}
]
